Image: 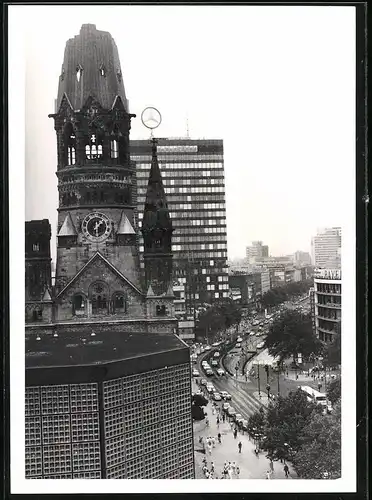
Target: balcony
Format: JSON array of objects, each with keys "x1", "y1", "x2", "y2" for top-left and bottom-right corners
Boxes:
[
  {"x1": 315, "y1": 314, "x2": 341, "y2": 323},
  {"x1": 315, "y1": 291, "x2": 341, "y2": 296},
  {"x1": 316, "y1": 301, "x2": 341, "y2": 309},
  {"x1": 317, "y1": 326, "x2": 338, "y2": 335}
]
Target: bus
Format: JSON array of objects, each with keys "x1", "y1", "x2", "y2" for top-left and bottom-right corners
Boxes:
[{"x1": 299, "y1": 386, "x2": 330, "y2": 413}]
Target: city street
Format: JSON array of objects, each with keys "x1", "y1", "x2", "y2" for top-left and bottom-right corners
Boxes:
[{"x1": 192, "y1": 381, "x2": 296, "y2": 480}]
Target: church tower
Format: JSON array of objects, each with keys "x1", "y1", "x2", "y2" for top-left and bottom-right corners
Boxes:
[{"x1": 49, "y1": 24, "x2": 139, "y2": 294}]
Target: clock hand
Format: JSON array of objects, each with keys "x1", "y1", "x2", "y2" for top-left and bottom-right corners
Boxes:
[{"x1": 93, "y1": 220, "x2": 104, "y2": 236}]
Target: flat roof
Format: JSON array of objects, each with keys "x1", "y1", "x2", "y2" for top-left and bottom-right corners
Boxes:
[{"x1": 25, "y1": 329, "x2": 187, "y2": 369}]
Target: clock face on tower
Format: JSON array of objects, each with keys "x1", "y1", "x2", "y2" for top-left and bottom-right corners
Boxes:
[{"x1": 82, "y1": 212, "x2": 112, "y2": 242}]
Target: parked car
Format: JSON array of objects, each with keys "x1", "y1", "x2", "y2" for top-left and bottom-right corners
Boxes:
[
  {"x1": 212, "y1": 342, "x2": 221, "y2": 347},
  {"x1": 236, "y1": 343, "x2": 241, "y2": 348},
  {"x1": 217, "y1": 368, "x2": 226, "y2": 377},
  {"x1": 206, "y1": 369, "x2": 214, "y2": 377},
  {"x1": 192, "y1": 369, "x2": 200, "y2": 377},
  {"x1": 220, "y1": 391, "x2": 232, "y2": 400},
  {"x1": 241, "y1": 419, "x2": 249, "y2": 431},
  {"x1": 237, "y1": 337, "x2": 243, "y2": 342},
  {"x1": 227, "y1": 407, "x2": 236, "y2": 417},
  {"x1": 206, "y1": 385, "x2": 215, "y2": 394},
  {"x1": 211, "y1": 360, "x2": 218, "y2": 367},
  {"x1": 234, "y1": 413, "x2": 244, "y2": 425},
  {"x1": 214, "y1": 351, "x2": 220, "y2": 358},
  {"x1": 204, "y1": 345, "x2": 211, "y2": 351},
  {"x1": 200, "y1": 378, "x2": 207, "y2": 386},
  {"x1": 256, "y1": 342, "x2": 265, "y2": 349},
  {"x1": 222, "y1": 402, "x2": 230, "y2": 412},
  {"x1": 213, "y1": 392, "x2": 222, "y2": 401}
]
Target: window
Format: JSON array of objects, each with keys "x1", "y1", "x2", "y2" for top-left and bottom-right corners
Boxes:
[
  {"x1": 76, "y1": 64, "x2": 83, "y2": 82},
  {"x1": 156, "y1": 305, "x2": 167, "y2": 317},
  {"x1": 72, "y1": 294, "x2": 85, "y2": 316},
  {"x1": 110, "y1": 140, "x2": 118, "y2": 159},
  {"x1": 90, "y1": 283, "x2": 108, "y2": 314},
  {"x1": 99, "y1": 64, "x2": 106, "y2": 77},
  {"x1": 85, "y1": 134, "x2": 103, "y2": 160},
  {"x1": 33, "y1": 243, "x2": 40, "y2": 252},
  {"x1": 112, "y1": 293, "x2": 127, "y2": 314}
]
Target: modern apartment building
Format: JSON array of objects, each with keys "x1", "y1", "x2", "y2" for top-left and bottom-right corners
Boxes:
[
  {"x1": 131, "y1": 138, "x2": 229, "y2": 312},
  {"x1": 312, "y1": 268, "x2": 342, "y2": 343},
  {"x1": 311, "y1": 227, "x2": 342, "y2": 269}
]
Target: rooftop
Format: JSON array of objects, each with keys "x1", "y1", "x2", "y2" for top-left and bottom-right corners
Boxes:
[{"x1": 25, "y1": 329, "x2": 187, "y2": 369}]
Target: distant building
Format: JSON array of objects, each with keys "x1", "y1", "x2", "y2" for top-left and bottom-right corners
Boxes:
[
  {"x1": 132, "y1": 138, "x2": 229, "y2": 311},
  {"x1": 294, "y1": 250, "x2": 312, "y2": 265},
  {"x1": 246, "y1": 241, "x2": 269, "y2": 264},
  {"x1": 260, "y1": 269, "x2": 271, "y2": 294},
  {"x1": 311, "y1": 227, "x2": 341, "y2": 268},
  {"x1": 229, "y1": 272, "x2": 262, "y2": 309},
  {"x1": 312, "y1": 268, "x2": 342, "y2": 343}
]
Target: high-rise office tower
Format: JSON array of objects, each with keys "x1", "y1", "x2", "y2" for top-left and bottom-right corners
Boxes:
[
  {"x1": 131, "y1": 138, "x2": 229, "y2": 313},
  {"x1": 311, "y1": 227, "x2": 341, "y2": 268},
  {"x1": 25, "y1": 24, "x2": 194, "y2": 479}
]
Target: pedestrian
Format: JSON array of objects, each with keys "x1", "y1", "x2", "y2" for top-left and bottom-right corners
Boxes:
[
  {"x1": 238, "y1": 441, "x2": 242, "y2": 453},
  {"x1": 232, "y1": 461, "x2": 236, "y2": 474},
  {"x1": 266, "y1": 469, "x2": 271, "y2": 480},
  {"x1": 234, "y1": 428, "x2": 238, "y2": 439},
  {"x1": 208, "y1": 445, "x2": 212, "y2": 456},
  {"x1": 236, "y1": 465, "x2": 240, "y2": 478},
  {"x1": 202, "y1": 457, "x2": 207, "y2": 466},
  {"x1": 211, "y1": 461, "x2": 215, "y2": 474},
  {"x1": 222, "y1": 413, "x2": 226, "y2": 423},
  {"x1": 218, "y1": 432, "x2": 221, "y2": 443},
  {"x1": 269, "y1": 460, "x2": 274, "y2": 472},
  {"x1": 212, "y1": 436, "x2": 216, "y2": 448},
  {"x1": 284, "y1": 464, "x2": 289, "y2": 478},
  {"x1": 217, "y1": 416, "x2": 220, "y2": 427},
  {"x1": 199, "y1": 436, "x2": 203, "y2": 445},
  {"x1": 212, "y1": 407, "x2": 216, "y2": 416},
  {"x1": 206, "y1": 418, "x2": 209, "y2": 427}
]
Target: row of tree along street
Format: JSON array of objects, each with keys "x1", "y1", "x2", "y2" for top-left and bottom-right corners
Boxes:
[
  {"x1": 247, "y1": 384, "x2": 341, "y2": 479},
  {"x1": 260, "y1": 280, "x2": 313, "y2": 309}
]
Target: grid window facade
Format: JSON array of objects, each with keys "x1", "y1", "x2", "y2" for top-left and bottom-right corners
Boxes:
[
  {"x1": 158, "y1": 366, "x2": 176, "y2": 393},
  {"x1": 70, "y1": 383, "x2": 98, "y2": 413},
  {"x1": 143, "y1": 424, "x2": 161, "y2": 454},
  {"x1": 178, "y1": 439, "x2": 194, "y2": 467},
  {"x1": 26, "y1": 387, "x2": 41, "y2": 416},
  {"x1": 125, "y1": 430, "x2": 143, "y2": 461},
  {"x1": 103, "y1": 379, "x2": 123, "y2": 410},
  {"x1": 72, "y1": 442, "x2": 101, "y2": 472},
  {"x1": 162, "y1": 445, "x2": 179, "y2": 474},
  {"x1": 25, "y1": 416, "x2": 41, "y2": 446},
  {"x1": 71, "y1": 412, "x2": 100, "y2": 442},
  {"x1": 161, "y1": 420, "x2": 177, "y2": 447},
  {"x1": 105, "y1": 435, "x2": 126, "y2": 468},
  {"x1": 41, "y1": 386, "x2": 70, "y2": 415},
  {"x1": 126, "y1": 457, "x2": 145, "y2": 479},
  {"x1": 177, "y1": 415, "x2": 193, "y2": 441},
  {"x1": 42, "y1": 414, "x2": 71, "y2": 445},
  {"x1": 106, "y1": 463, "x2": 126, "y2": 478},
  {"x1": 43, "y1": 444, "x2": 72, "y2": 476},
  {"x1": 73, "y1": 471, "x2": 101, "y2": 478},
  {"x1": 104, "y1": 406, "x2": 125, "y2": 438},
  {"x1": 141, "y1": 372, "x2": 159, "y2": 399},
  {"x1": 25, "y1": 446, "x2": 42, "y2": 477},
  {"x1": 142, "y1": 398, "x2": 160, "y2": 426},
  {"x1": 124, "y1": 402, "x2": 143, "y2": 432},
  {"x1": 123, "y1": 375, "x2": 142, "y2": 404},
  {"x1": 143, "y1": 451, "x2": 162, "y2": 478},
  {"x1": 160, "y1": 394, "x2": 176, "y2": 419},
  {"x1": 179, "y1": 464, "x2": 194, "y2": 479},
  {"x1": 46, "y1": 473, "x2": 73, "y2": 479}
]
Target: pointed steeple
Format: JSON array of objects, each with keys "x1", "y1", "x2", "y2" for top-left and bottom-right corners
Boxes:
[
  {"x1": 42, "y1": 288, "x2": 52, "y2": 302},
  {"x1": 146, "y1": 284, "x2": 155, "y2": 297},
  {"x1": 58, "y1": 213, "x2": 77, "y2": 236},
  {"x1": 142, "y1": 138, "x2": 172, "y2": 235},
  {"x1": 117, "y1": 211, "x2": 135, "y2": 234}
]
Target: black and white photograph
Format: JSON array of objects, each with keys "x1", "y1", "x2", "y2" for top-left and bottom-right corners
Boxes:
[{"x1": 6, "y1": 3, "x2": 365, "y2": 495}]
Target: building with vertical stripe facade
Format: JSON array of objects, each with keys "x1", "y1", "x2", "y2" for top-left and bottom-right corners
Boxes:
[{"x1": 131, "y1": 138, "x2": 229, "y2": 313}]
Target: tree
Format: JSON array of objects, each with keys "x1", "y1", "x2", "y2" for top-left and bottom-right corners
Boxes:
[
  {"x1": 247, "y1": 407, "x2": 266, "y2": 440},
  {"x1": 261, "y1": 389, "x2": 322, "y2": 461},
  {"x1": 195, "y1": 306, "x2": 223, "y2": 341},
  {"x1": 326, "y1": 377, "x2": 341, "y2": 405},
  {"x1": 191, "y1": 393, "x2": 208, "y2": 421},
  {"x1": 292, "y1": 401, "x2": 341, "y2": 478},
  {"x1": 216, "y1": 298, "x2": 242, "y2": 332},
  {"x1": 264, "y1": 310, "x2": 323, "y2": 363}
]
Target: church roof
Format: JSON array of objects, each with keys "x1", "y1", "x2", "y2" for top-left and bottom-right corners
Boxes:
[
  {"x1": 42, "y1": 288, "x2": 52, "y2": 302},
  {"x1": 56, "y1": 24, "x2": 128, "y2": 112},
  {"x1": 58, "y1": 213, "x2": 77, "y2": 237},
  {"x1": 117, "y1": 211, "x2": 135, "y2": 235}
]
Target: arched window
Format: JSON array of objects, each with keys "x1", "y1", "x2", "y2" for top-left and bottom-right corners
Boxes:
[
  {"x1": 72, "y1": 294, "x2": 85, "y2": 316},
  {"x1": 110, "y1": 139, "x2": 118, "y2": 159},
  {"x1": 85, "y1": 132, "x2": 103, "y2": 160},
  {"x1": 90, "y1": 282, "x2": 108, "y2": 314},
  {"x1": 156, "y1": 305, "x2": 167, "y2": 317},
  {"x1": 112, "y1": 292, "x2": 127, "y2": 314},
  {"x1": 64, "y1": 124, "x2": 76, "y2": 166}
]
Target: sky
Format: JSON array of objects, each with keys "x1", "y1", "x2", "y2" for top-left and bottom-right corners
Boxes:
[{"x1": 21, "y1": 5, "x2": 355, "y2": 261}]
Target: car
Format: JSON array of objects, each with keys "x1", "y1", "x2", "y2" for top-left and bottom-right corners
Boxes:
[
  {"x1": 192, "y1": 369, "x2": 200, "y2": 377},
  {"x1": 241, "y1": 419, "x2": 249, "y2": 431},
  {"x1": 203, "y1": 364, "x2": 211, "y2": 371},
  {"x1": 237, "y1": 337, "x2": 243, "y2": 342},
  {"x1": 222, "y1": 402, "x2": 230, "y2": 412},
  {"x1": 256, "y1": 342, "x2": 265, "y2": 349},
  {"x1": 206, "y1": 384, "x2": 215, "y2": 393},
  {"x1": 249, "y1": 332, "x2": 255, "y2": 336},
  {"x1": 236, "y1": 343, "x2": 241, "y2": 348},
  {"x1": 214, "y1": 351, "x2": 220, "y2": 357},
  {"x1": 213, "y1": 392, "x2": 222, "y2": 401},
  {"x1": 204, "y1": 345, "x2": 211, "y2": 351},
  {"x1": 234, "y1": 413, "x2": 244, "y2": 425},
  {"x1": 217, "y1": 368, "x2": 226, "y2": 376},
  {"x1": 227, "y1": 407, "x2": 236, "y2": 417},
  {"x1": 212, "y1": 342, "x2": 221, "y2": 347},
  {"x1": 200, "y1": 378, "x2": 208, "y2": 386},
  {"x1": 211, "y1": 360, "x2": 218, "y2": 367},
  {"x1": 220, "y1": 391, "x2": 231, "y2": 400},
  {"x1": 206, "y1": 369, "x2": 214, "y2": 377}
]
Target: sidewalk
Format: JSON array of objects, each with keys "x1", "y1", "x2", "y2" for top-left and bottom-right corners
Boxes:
[{"x1": 192, "y1": 398, "x2": 297, "y2": 479}]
